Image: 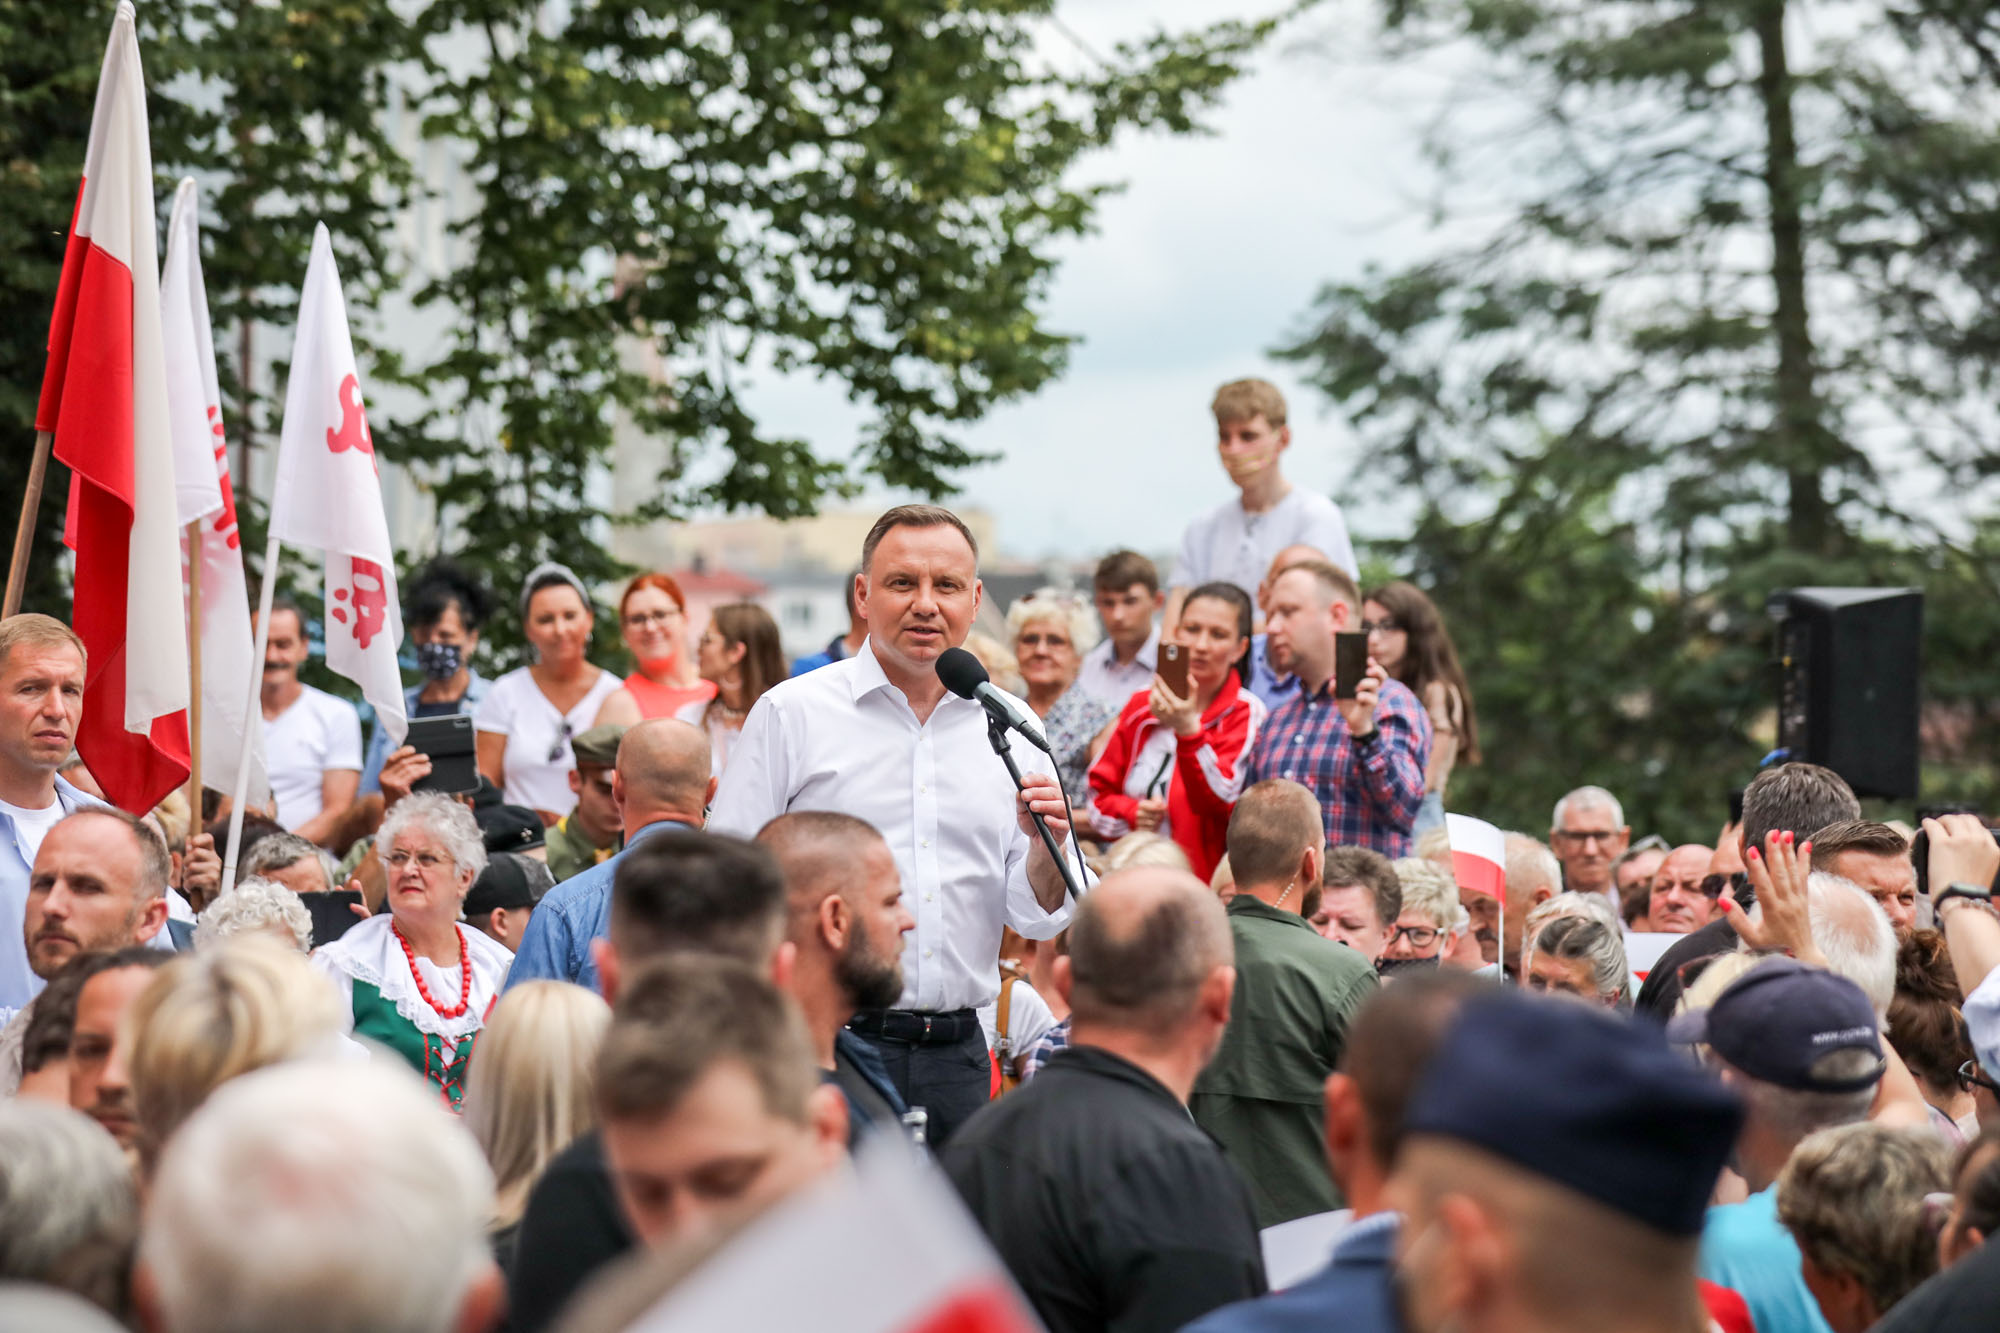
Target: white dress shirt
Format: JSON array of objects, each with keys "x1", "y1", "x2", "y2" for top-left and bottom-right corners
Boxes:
[
  {"x1": 709, "y1": 640, "x2": 1077, "y2": 1013},
  {"x1": 1075, "y1": 627, "x2": 1159, "y2": 713}
]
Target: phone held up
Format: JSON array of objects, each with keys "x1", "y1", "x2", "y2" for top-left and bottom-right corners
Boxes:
[
  {"x1": 1157, "y1": 642, "x2": 1191, "y2": 699},
  {"x1": 1334, "y1": 632, "x2": 1369, "y2": 701}
]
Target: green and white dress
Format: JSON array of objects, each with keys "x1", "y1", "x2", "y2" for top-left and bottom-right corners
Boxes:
[{"x1": 311, "y1": 913, "x2": 514, "y2": 1112}]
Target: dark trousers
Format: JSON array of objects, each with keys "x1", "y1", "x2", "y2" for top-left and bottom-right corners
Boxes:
[{"x1": 847, "y1": 1019, "x2": 990, "y2": 1146}]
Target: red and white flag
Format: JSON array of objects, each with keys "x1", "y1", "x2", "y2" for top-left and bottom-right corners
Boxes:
[
  {"x1": 627, "y1": 1144, "x2": 1040, "y2": 1333},
  {"x1": 268, "y1": 224, "x2": 405, "y2": 749},
  {"x1": 161, "y1": 178, "x2": 269, "y2": 808},
  {"x1": 1446, "y1": 812, "x2": 1506, "y2": 901},
  {"x1": 35, "y1": 1, "x2": 190, "y2": 815}
]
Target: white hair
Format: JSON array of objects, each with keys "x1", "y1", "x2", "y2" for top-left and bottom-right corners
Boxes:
[
  {"x1": 195, "y1": 877, "x2": 312, "y2": 952},
  {"x1": 1552, "y1": 786, "x2": 1624, "y2": 830},
  {"x1": 1503, "y1": 833, "x2": 1562, "y2": 899},
  {"x1": 139, "y1": 1060, "x2": 495, "y2": 1333},
  {"x1": 237, "y1": 832, "x2": 336, "y2": 893},
  {"x1": 1392, "y1": 858, "x2": 1467, "y2": 934},
  {"x1": 378, "y1": 791, "x2": 487, "y2": 886},
  {"x1": 0, "y1": 1101, "x2": 136, "y2": 1302},
  {"x1": 1523, "y1": 892, "x2": 1629, "y2": 1003},
  {"x1": 1807, "y1": 871, "x2": 1898, "y2": 1019},
  {"x1": 1004, "y1": 588, "x2": 1101, "y2": 658}
]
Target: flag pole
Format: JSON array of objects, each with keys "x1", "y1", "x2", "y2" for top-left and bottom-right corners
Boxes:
[
  {"x1": 184, "y1": 521, "x2": 204, "y2": 825},
  {"x1": 222, "y1": 534, "x2": 280, "y2": 889},
  {"x1": 4, "y1": 431, "x2": 54, "y2": 617}
]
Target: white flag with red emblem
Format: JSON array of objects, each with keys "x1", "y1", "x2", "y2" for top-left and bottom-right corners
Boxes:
[
  {"x1": 268, "y1": 223, "x2": 405, "y2": 749},
  {"x1": 161, "y1": 178, "x2": 269, "y2": 807}
]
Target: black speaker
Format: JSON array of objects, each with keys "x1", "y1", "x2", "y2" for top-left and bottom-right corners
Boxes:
[{"x1": 1769, "y1": 587, "x2": 1923, "y2": 799}]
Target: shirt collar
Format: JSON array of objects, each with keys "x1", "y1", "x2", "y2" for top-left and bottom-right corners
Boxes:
[
  {"x1": 1227, "y1": 892, "x2": 1317, "y2": 932},
  {"x1": 1044, "y1": 1044, "x2": 1185, "y2": 1108},
  {"x1": 847, "y1": 637, "x2": 973, "y2": 716}
]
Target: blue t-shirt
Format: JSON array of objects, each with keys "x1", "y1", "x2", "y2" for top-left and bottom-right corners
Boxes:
[{"x1": 1699, "y1": 1186, "x2": 1831, "y2": 1333}]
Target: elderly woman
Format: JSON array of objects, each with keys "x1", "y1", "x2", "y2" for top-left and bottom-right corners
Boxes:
[
  {"x1": 1006, "y1": 590, "x2": 1118, "y2": 805},
  {"x1": 1776, "y1": 1122, "x2": 1952, "y2": 1331},
  {"x1": 1519, "y1": 893, "x2": 1630, "y2": 1007},
  {"x1": 594, "y1": 572, "x2": 715, "y2": 725},
  {"x1": 1380, "y1": 858, "x2": 1470, "y2": 975},
  {"x1": 475, "y1": 562, "x2": 624, "y2": 821},
  {"x1": 192, "y1": 878, "x2": 312, "y2": 953},
  {"x1": 311, "y1": 793, "x2": 512, "y2": 1111}
]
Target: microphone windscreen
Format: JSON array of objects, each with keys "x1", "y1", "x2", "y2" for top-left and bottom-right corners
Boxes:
[{"x1": 934, "y1": 646, "x2": 988, "y2": 701}]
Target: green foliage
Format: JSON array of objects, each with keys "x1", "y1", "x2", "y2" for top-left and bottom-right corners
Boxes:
[{"x1": 1284, "y1": 0, "x2": 2000, "y2": 838}]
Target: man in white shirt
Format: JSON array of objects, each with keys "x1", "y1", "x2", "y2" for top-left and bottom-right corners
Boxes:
[
  {"x1": 1075, "y1": 549, "x2": 1161, "y2": 713},
  {"x1": 711, "y1": 504, "x2": 1082, "y2": 1145},
  {"x1": 256, "y1": 600, "x2": 362, "y2": 844},
  {"x1": 1166, "y1": 379, "x2": 1358, "y2": 630}
]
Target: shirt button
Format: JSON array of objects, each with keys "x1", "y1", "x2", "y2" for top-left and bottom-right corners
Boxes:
[
  {"x1": 1296, "y1": 734, "x2": 1305, "y2": 743},
  {"x1": 925, "y1": 893, "x2": 934, "y2": 903},
  {"x1": 921, "y1": 838, "x2": 930, "y2": 848},
  {"x1": 924, "y1": 948, "x2": 934, "y2": 959},
  {"x1": 921, "y1": 784, "x2": 928, "y2": 794}
]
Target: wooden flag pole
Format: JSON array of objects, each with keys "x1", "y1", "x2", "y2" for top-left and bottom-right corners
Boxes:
[
  {"x1": 222, "y1": 534, "x2": 281, "y2": 889},
  {"x1": 4, "y1": 431, "x2": 54, "y2": 618},
  {"x1": 184, "y1": 520, "x2": 203, "y2": 827}
]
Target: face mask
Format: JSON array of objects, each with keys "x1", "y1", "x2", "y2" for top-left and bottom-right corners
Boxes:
[
  {"x1": 1377, "y1": 955, "x2": 1442, "y2": 979},
  {"x1": 416, "y1": 641, "x2": 463, "y2": 681}
]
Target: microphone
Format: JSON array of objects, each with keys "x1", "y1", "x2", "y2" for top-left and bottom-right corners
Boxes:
[{"x1": 936, "y1": 647, "x2": 1053, "y2": 755}]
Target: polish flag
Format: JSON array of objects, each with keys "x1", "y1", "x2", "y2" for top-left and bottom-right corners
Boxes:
[
  {"x1": 161, "y1": 178, "x2": 270, "y2": 808},
  {"x1": 268, "y1": 224, "x2": 405, "y2": 749},
  {"x1": 1446, "y1": 812, "x2": 1507, "y2": 901},
  {"x1": 35, "y1": 2, "x2": 190, "y2": 815},
  {"x1": 626, "y1": 1144, "x2": 1039, "y2": 1333}
]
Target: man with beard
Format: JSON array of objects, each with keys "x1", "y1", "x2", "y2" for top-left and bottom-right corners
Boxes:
[
  {"x1": 758, "y1": 810, "x2": 915, "y2": 1138},
  {"x1": 254, "y1": 598, "x2": 362, "y2": 843}
]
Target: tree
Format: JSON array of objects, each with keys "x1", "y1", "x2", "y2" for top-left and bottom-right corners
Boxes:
[{"x1": 1282, "y1": 0, "x2": 2000, "y2": 836}]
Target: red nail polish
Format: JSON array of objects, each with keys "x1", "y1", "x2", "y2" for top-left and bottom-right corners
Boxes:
[{"x1": 1747, "y1": 847, "x2": 1759, "y2": 861}]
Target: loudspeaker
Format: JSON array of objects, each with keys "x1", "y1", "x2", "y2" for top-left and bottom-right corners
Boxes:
[{"x1": 1769, "y1": 587, "x2": 1923, "y2": 799}]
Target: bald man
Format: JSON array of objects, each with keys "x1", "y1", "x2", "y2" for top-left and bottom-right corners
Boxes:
[
  {"x1": 946, "y1": 866, "x2": 1266, "y2": 1333},
  {"x1": 503, "y1": 719, "x2": 716, "y2": 993},
  {"x1": 1648, "y1": 844, "x2": 1719, "y2": 935}
]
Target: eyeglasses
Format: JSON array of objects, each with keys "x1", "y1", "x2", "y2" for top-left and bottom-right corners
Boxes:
[
  {"x1": 1360, "y1": 618, "x2": 1401, "y2": 634},
  {"x1": 1387, "y1": 923, "x2": 1441, "y2": 948},
  {"x1": 1699, "y1": 873, "x2": 1735, "y2": 899},
  {"x1": 548, "y1": 719, "x2": 574, "y2": 764},
  {"x1": 384, "y1": 849, "x2": 453, "y2": 874},
  {"x1": 1552, "y1": 829, "x2": 1620, "y2": 848},
  {"x1": 1959, "y1": 1060, "x2": 2000, "y2": 1097},
  {"x1": 624, "y1": 608, "x2": 683, "y2": 630}
]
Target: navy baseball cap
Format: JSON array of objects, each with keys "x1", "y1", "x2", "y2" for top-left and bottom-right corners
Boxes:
[
  {"x1": 464, "y1": 852, "x2": 555, "y2": 918},
  {"x1": 1405, "y1": 991, "x2": 1743, "y2": 1237},
  {"x1": 1665, "y1": 957, "x2": 1884, "y2": 1093},
  {"x1": 477, "y1": 803, "x2": 546, "y2": 856}
]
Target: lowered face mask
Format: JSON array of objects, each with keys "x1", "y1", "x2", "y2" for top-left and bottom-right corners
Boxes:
[
  {"x1": 1377, "y1": 955, "x2": 1442, "y2": 980},
  {"x1": 416, "y1": 641, "x2": 463, "y2": 681}
]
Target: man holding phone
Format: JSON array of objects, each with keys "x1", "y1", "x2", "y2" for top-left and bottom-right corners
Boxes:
[{"x1": 1244, "y1": 561, "x2": 1429, "y2": 857}]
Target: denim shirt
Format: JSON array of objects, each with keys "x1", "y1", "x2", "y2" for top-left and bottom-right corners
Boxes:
[
  {"x1": 501, "y1": 819, "x2": 697, "y2": 995},
  {"x1": 0, "y1": 776, "x2": 105, "y2": 1011},
  {"x1": 358, "y1": 670, "x2": 491, "y2": 794}
]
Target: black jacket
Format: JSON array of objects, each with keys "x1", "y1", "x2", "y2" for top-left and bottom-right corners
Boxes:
[{"x1": 943, "y1": 1045, "x2": 1267, "y2": 1333}]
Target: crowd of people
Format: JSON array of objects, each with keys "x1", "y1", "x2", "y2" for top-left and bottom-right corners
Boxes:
[{"x1": 0, "y1": 377, "x2": 1997, "y2": 1333}]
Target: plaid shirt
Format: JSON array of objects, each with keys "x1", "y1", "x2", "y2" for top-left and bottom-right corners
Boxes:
[
  {"x1": 1022, "y1": 1017, "x2": 1071, "y2": 1080},
  {"x1": 1245, "y1": 676, "x2": 1431, "y2": 856}
]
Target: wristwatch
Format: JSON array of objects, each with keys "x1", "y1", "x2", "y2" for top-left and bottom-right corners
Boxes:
[{"x1": 1935, "y1": 882, "x2": 1994, "y2": 912}]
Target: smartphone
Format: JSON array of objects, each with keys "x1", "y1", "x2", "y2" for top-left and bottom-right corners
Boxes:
[
  {"x1": 1912, "y1": 825, "x2": 2000, "y2": 898},
  {"x1": 300, "y1": 890, "x2": 365, "y2": 948},
  {"x1": 406, "y1": 714, "x2": 479, "y2": 795},
  {"x1": 1158, "y1": 642, "x2": 1190, "y2": 698},
  {"x1": 1334, "y1": 632, "x2": 1369, "y2": 700},
  {"x1": 1728, "y1": 788, "x2": 1745, "y2": 826}
]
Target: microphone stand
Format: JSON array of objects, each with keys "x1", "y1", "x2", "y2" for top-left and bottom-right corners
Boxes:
[{"x1": 984, "y1": 711, "x2": 1086, "y2": 902}]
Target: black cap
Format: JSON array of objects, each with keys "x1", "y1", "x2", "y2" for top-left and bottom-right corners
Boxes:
[
  {"x1": 464, "y1": 852, "x2": 554, "y2": 918},
  {"x1": 470, "y1": 776, "x2": 503, "y2": 812},
  {"x1": 1405, "y1": 990, "x2": 1743, "y2": 1238},
  {"x1": 476, "y1": 804, "x2": 545, "y2": 855},
  {"x1": 1665, "y1": 957, "x2": 1884, "y2": 1093}
]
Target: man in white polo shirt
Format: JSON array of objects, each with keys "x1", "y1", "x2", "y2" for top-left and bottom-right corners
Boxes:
[{"x1": 256, "y1": 599, "x2": 362, "y2": 845}]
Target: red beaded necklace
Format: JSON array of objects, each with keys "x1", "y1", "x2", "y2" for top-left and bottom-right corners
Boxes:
[{"x1": 392, "y1": 922, "x2": 471, "y2": 1019}]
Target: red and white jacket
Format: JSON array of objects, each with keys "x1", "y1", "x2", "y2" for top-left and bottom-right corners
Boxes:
[{"x1": 1086, "y1": 672, "x2": 1265, "y2": 882}]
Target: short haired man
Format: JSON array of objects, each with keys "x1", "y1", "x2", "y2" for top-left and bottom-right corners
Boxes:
[
  {"x1": 1809, "y1": 820, "x2": 1917, "y2": 938},
  {"x1": 758, "y1": 811, "x2": 913, "y2": 1138},
  {"x1": 709, "y1": 504, "x2": 1082, "y2": 1145},
  {"x1": 945, "y1": 866, "x2": 1264, "y2": 1333},
  {"x1": 135, "y1": 1060, "x2": 503, "y2": 1333},
  {"x1": 1669, "y1": 959, "x2": 1887, "y2": 1333},
  {"x1": 1192, "y1": 781, "x2": 1379, "y2": 1227},
  {"x1": 235, "y1": 829, "x2": 335, "y2": 896},
  {"x1": 1310, "y1": 846, "x2": 1401, "y2": 965},
  {"x1": 0, "y1": 1098, "x2": 138, "y2": 1318},
  {"x1": 0, "y1": 614, "x2": 99, "y2": 1012},
  {"x1": 1612, "y1": 838, "x2": 1668, "y2": 905},
  {"x1": 68, "y1": 945, "x2": 170, "y2": 1151},
  {"x1": 503, "y1": 717, "x2": 715, "y2": 993},
  {"x1": 1242, "y1": 543, "x2": 1326, "y2": 711},
  {"x1": 1649, "y1": 842, "x2": 1720, "y2": 935},
  {"x1": 1390, "y1": 991, "x2": 1745, "y2": 1333},
  {"x1": 462, "y1": 852, "x2": 553, "y2": 953},
  {"x1": 1186, "y1": 971, "x2": 1486, "y2": 1333},
  {"x1": 1166, "y1": 379, "x2": 1357, "y2": 631},
  {"x1": 791, "y1": 568, "x2": 869, "y2": 676},
  {"x1": 1244, "y1": 561, "x2": 1430, "y2": 857},
  {"x1": 596, "y1": 954, "x2": 846, "y2": 1249},
  {"x1": 1636, "y1": 762, "x2": 1862, "y2": 1016},
  {"x1": 545, "y1": 723, "x2": 626, "y2": 884},
  {"x1": 1495, "y1": 832, "x2": 1561, "y2": 977},
  {"x1": 254, "y1": 600, "x2": 363, "y2": 843},
  {"x1": 1549, "y1": 785, "x2": 1629, "y2": 904},
  {"x1": 1075, "y1": 550, "x2": 1162, "y2": 711}
]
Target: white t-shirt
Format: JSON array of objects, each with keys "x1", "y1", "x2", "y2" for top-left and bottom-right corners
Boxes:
[
  {"x1": 977, "y1": 975, "x2": 1060, "y2": 1076},
  {"x1": 474, "y1": 667, "x2": 624, "y2": 816},
  {"x1": 264, "y1": 685, "x2": 363, "y2": 832},
  {"x1": 0, "y1": 796, "x2": 66, "y2": 869},
  {"x1": 1170, "y1": 487, "x2": 1359, "y2": 601}
]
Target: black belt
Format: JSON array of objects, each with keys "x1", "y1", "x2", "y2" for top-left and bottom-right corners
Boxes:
[{"x1": 848, "y1": 1007, "x2": 980, "y2": 1046}]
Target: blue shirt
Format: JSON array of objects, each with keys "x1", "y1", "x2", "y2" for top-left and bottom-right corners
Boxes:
[
  {"x1": 1183, "y1": 1212, "x2": 1401, "y2": 1333},
  {"x1": 1700, "y1": 1186, "x2": 1832, "y2": 1333},
  {"x1": 501, "y1": 819, "x2": 697, "y2": 994},
  {"x1": 0, "y1": 776, "x2": 105, "y2": 1011},
  {"x1": 1245, "y1": 635, "x2": 1300, "y2": 713},
  {"x1": 790, "y1": 635, "x2": 855, "y2": 678},
  {"x1": 358, "y1": 671, "x2": 491, "y2": 795}
]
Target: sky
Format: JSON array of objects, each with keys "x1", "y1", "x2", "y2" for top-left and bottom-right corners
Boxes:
[{"x1": 741, "y1": 0, "x2": 1465, "y2": 563}]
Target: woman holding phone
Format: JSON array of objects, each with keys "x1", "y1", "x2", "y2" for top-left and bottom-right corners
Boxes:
[
  {"x1": 1361, "y1": 580, "x2": 1479, "y2": 839},
  {"x1": 1086, "y1": 582, "x2": 1264, "y2": 881}
]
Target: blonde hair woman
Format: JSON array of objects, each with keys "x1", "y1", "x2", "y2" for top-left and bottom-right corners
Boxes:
[
  {"x1": 128, "y1": 937, "x2": 344, "y2": 1178},
  {"x1": 460, "y1": 980, "x2": 611, "y2": 1274}
]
